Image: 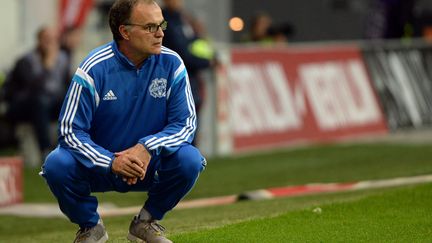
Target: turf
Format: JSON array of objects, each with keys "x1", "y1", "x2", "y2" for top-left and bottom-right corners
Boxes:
[
  {"x1": 1, "y1": 184, "x2": 430, "y2": 242},
  {"x1": 171, "y1": 183, "x2": 432, "y2": 242},
  {"x1": 1, "y1": 142, "x2": 432, "y2": 242}
]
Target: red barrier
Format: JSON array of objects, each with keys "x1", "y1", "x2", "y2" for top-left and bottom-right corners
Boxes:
[
  {"x1": 0, "y1": 157, "x2": 23, "y2": 207},
  {"x1": 227, "y1": 45, "x2": 388, "y2": 152}
]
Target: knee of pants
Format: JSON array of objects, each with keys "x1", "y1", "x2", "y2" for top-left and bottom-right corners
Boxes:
[
  {"x1": 43, "y1": 147, "x2": 77, "y2": 185},
  {"x1": 172, "y1": 145, "x2": 205, "y2": 181}
]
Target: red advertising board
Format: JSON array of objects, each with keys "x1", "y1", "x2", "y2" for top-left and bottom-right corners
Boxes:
[
  {"x1": 0, "y1": 157, "x2": 23, "y2": 207},
  {"x1": 59, "y1": 0, "x2": 94, "y2": 31},
  {"x1": 227, "y1": 45, "x2": 387, "y2": 152}
]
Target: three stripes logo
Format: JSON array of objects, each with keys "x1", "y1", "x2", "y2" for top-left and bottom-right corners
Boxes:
[{"x1": 103, "y1": 90, "x2": 117, "y2": 101}]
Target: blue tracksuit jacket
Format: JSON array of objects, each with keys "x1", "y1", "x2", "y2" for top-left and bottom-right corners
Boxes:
[{"x1": 58, "y1": 41, "x2": 196, "y2": 175}]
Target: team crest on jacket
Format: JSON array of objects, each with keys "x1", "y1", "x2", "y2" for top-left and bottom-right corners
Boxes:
[{"x1": 149, "y1": 78, "x2": 167, "y2": 98}]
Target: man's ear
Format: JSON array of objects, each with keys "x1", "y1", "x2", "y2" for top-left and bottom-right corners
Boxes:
[{"x1": 119, "y1": 25, "x2": 130, "y2": 40}]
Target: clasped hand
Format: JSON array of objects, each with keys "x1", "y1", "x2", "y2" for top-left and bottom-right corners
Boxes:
[{"x1": 111, "y1": 144, "x2": 151, "y2": 185}]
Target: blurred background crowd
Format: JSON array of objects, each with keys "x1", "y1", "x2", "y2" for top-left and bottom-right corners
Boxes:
[{"x1": 1, "y1": 0, "x2": 432, "y2": 167}]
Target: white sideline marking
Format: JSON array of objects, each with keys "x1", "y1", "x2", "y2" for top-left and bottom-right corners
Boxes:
[
  {"x1": 351, "y1": 174, "x2": 432, "y2": 190},
  {"x1": 0, "y1": 174, "x2": 431, "y2": 218}
]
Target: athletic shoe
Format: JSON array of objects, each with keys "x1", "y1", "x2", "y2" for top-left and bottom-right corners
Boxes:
[
  {"x1": 73, "y1": 219, "x2": 108, "y2": 243},
  {"x1": 127, "y1": 216, "x2": 172, "y2": 243}
]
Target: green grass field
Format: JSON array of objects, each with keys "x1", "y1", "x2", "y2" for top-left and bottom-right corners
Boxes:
[{"x1": 1, "y1": 142, "x2": 432, "y2": 242}]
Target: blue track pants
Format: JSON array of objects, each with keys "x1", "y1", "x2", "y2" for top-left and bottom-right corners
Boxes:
[{"x1": 42, "y1": 145, "x2": 205, "y2": 228}]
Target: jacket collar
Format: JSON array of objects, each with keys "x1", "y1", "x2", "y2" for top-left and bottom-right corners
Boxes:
[{"x1": 111, "y1": 41, "x2": 153, "y2": 70}]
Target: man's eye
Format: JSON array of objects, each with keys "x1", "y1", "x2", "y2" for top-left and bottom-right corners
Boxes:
[{"x1": 146, "y1": 25, "x2": 157, "y2": 31}]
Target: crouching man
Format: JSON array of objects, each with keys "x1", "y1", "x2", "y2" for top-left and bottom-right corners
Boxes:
[{"x1": 41, "y1": 0, "x2": 206, "y2": 242}]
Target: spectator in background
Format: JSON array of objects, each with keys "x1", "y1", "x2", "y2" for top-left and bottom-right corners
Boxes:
[
  {"x1": 3, "y1": 26, "x2": 70, "y2": 158},
  {"x1": 161, "y1": 0, "x2": 216, "y2": 145},
  {"x1": 267, "y1": 22, "x2": 294, "y2": 43},
  {"x1": 60, "y1": 25, "x2": 83, "y2": 70},
  {"x1": 364, "y1": 0, "x2": 417, "y2": 39},
  {"x1": 247, "y1": 12, "x2": 273, "y2": 43},
  {"x1": 245, "y1": 13, "x2": 292, "y2": 45},
  {"x1": 412, "y1": 0, "x2": 432, "y2": 41}
]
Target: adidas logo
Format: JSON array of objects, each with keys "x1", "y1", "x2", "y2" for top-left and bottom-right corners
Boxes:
[{"x1": 103, "y1": 90, "x2": 117, "y2": 101}]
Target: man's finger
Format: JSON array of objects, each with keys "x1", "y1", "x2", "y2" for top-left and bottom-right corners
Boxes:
[
  {"x1": 119, "y1": 167, "x2": 136, "y2": 178},
  {"x1": 129, "y1": 163, "x2": 146, "y2": 176},
  {"x1": 124, "y1": 164, "x2": 145, "y2": 178},
  {"x1": 128, "y1": 155, "x2": 144, "y2": 168},
  {"x1": 122, "y1": 171, "x2": 136, "y2": 178},
  {"x1": 127, "y1": 177, "x2": 138, "y2": 185},
  {"x1": 124, "y1": 177, "x2": 137, "y2": 185},
  {"x1": 115, "y1": 151, "x2": 126, "y2": 156}
]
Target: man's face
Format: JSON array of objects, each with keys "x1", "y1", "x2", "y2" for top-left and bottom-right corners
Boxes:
[
  {"x1": 38, "y1": 28, "x2": 59, "y2": 53},
  {"x1": 125, "y1": 2, "x2": 164, "y2": 57}
]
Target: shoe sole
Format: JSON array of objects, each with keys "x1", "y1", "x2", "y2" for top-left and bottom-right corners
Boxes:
[
  {"x1": 127, "y1": 233, "x2": 146, "y2": 243},
  {"x1": 97, "y1": 232, "x2": 109, "y2": 243},
  {"x1": 74, "y1": 232, "x2": 108, "y2": 243}
]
